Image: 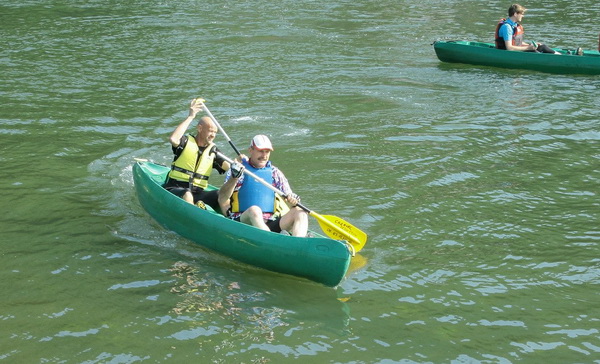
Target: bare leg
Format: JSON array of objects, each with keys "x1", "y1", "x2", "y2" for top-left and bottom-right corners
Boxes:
[
  {"x1": 182, "y1": 190, "x2": 194, "y2": 204},
  {"x1": 279, "y1": 207, "x2": 308, "y2": 237},
  {"x1": 240, "y1": 206, "x2": 270, "y2": 231}
]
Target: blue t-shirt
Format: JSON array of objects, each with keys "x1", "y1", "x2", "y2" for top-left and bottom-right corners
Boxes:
[{"x1": 498, "y1": 18, "x2": 518, "y2": 42}]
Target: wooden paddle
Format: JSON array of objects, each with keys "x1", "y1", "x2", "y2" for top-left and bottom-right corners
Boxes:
[{"x1": 216, "y1": 152, "x2": 367, "y2": 252}]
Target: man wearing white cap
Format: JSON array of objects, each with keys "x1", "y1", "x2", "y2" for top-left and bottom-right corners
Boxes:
[{"x1": 218, "y1": 135, "x2": 308, "y2": 237}]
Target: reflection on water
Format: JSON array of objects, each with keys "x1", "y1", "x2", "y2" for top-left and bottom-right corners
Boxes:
[
  {"x1": 169, "y1": 261, "x2": 284, "y2": 342},
  {"x1": 166, "y1": 261, "x2": 353, "y2": 360}
]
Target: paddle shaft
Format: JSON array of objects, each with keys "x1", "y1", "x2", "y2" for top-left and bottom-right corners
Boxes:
[
  {"x1": 217, "y1": 152, "x2": 292, "y2": 201},
  {"x1": 198, "y1": 100, "x2": 365, "y2": 249},
  {"x1": 216, "y1": 152, "x2": 363, "y2": 248},
  {"x1": 202, "y1": 104, "x2": 331, "y2": 215},
  {"x1": 201, "y1": 104, "x2": 242, "y2": 156},
  {"x1": 200, "y1": 103, "x2": 301, "y2": 206}
]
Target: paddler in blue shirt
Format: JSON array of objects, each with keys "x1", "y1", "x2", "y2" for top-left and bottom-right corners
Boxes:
[
  {"x1": 164, "y1": 98, "x2": 230, "y2": 209},
  {"x1": 494, "y1": 4, "x2": 561, "y2": 54},
  {"x1": 218, "y1": 135, "x2": 308, "y2": 237}
]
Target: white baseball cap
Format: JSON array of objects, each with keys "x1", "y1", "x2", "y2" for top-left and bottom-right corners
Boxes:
[{"x1": 250, "y1": 134, "x2": 274, "y2": 151}]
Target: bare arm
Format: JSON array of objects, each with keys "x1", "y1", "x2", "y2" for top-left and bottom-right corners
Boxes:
[
  {"x1": 215, "y1": 152, "x2": 248, "y2": 174},
  {"x1": 221, "y1": 160, "x2": 231, "y2": 171},
  {"x1": 169, "y1": 99, "x2": 204, "y2": 147},
  {"x1": 217, "y1": 157, "x2": 246, "y2": 215},
  {"x1": 217, "y1": 176, "x2": 238, "y2": 216},
  {"x1": 505, "y1": 40, "x2": 536, "y2": 52}
]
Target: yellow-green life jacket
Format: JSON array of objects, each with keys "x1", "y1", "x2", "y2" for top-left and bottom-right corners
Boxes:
[{"x1": 168, "y1": 138, "x2": 215, "y2": 189}]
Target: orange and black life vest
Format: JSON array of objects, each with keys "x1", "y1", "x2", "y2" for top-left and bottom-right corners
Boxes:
[{"x1": 495, "y1": 18, "x2": 524, "y2": 49}]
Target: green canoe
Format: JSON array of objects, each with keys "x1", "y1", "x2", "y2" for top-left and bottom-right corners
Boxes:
[
  {"x1": 132, "y1": 161, "x2": 353, "y2": 287},
  {"x1": 433, "y1": 40, "x2": 600, "y2": 75}
]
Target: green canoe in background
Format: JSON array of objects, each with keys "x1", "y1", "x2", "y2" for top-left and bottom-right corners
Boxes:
[
  {"x1": 132, "y1": 161, "x2": 353, "y2": 287},
  {"x1": 433, "y1": 40, "x2": 600, "y2": 75}
]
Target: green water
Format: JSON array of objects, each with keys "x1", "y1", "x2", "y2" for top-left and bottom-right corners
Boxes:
[{"x1": 1, "y1": 0, "x2": 599, "y2": 362}]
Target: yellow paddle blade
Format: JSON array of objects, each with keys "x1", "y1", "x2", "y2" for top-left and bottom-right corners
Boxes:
[
  {"x1": 310, "y1": 212, "x2": 367, "y2": 252},
  {"x1": 347, "y1": 253, "x2": 367, "y2": 274}
]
